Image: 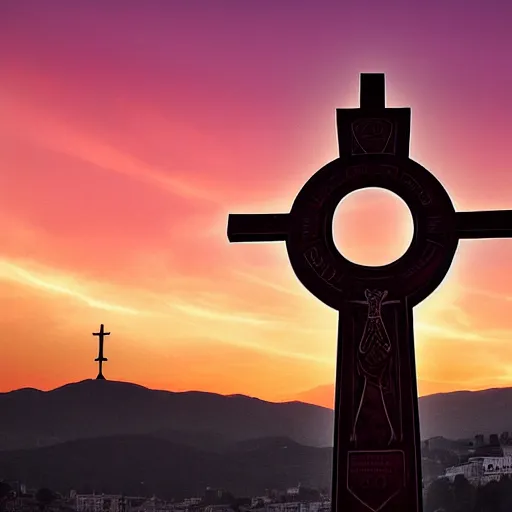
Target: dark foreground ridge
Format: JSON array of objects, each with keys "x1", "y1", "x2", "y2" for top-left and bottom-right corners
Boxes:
[{"x1": 0, "y1": 434, "x2": 333, "y2": 499}]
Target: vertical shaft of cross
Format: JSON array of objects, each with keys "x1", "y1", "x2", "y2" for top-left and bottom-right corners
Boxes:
[
  {"x1": 333, "y1": 297, "x2": 422, "y2": 511},
  {"x1": 92, "y1": 324, "x2": 110, "y2": 380},
  {"x1": 226, "y1": 73, "x2": 440, "y2": 511}
]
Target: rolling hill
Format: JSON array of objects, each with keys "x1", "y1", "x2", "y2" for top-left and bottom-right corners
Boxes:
[
  {"x1": 0, "y1": 380, "x2": 334, "y2": 451},
  {"x1": 4, "y1": 379, "x2": 512, "y2": 456},
  {"x1": 288, "y1": 383, "x2": 512, "y2": 440},
  {"x1": 0, "y1": 435, "x2": 332, "y2": 499},
  {"x1": 3, "y1": 380, "x2": 512, "y2": 497}
]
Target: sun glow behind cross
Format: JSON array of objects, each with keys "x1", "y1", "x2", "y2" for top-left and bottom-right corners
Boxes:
[{"x1": 333, "y1": 188, "x2": 415, "y2": 268}]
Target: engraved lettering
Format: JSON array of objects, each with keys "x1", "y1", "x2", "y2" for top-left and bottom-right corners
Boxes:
[
  {"x1": 426, "y1": 216, "x2": 444, "y2": 234},
  {"x1": 302, "y1": 217, "x2": 312, "y2": 238},
  {"x1": 348, "y1": 450, "x2": 405, "y2": 512},
  {"x1": 402, "y1": 242, "x2": 438, "y2": 278},
  {"x1": 401, "y1": 173, "x2": 431, "y2": 206},
  {"x1": 373, "y1": 165, "x2": 400, "y2": 180},
  {"x1": 346, "y1": 165, "x2": 368, "y2": 179}
]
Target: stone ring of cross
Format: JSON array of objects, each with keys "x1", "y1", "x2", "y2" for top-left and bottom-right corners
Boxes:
[
  {"x1": 227, "y1": 74, "x2": 512, "y2": 512},
  {"x1": 229, "y1": 154, "x2": 457, "y2": 308}
]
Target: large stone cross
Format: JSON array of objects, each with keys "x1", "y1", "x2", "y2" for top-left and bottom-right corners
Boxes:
[{"x1": 227, "y1": 73, "x2": 512, "y2": 512}]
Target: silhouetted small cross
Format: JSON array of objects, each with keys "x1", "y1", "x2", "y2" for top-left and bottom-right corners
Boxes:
[{"x1": 92, "y1": 323, "x2": 110, "y2": 380}]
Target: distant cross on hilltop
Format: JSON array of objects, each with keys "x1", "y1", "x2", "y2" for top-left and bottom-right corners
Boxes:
[{"x1": 92, "y1": 324, "x2": 110, "y2": 380}]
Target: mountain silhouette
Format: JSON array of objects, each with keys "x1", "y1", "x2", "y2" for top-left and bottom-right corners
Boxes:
[
  {"x1": 418, "y1": 387, "x2": 512, "y2": 439},
  {"x1": 0, "y1": 380, "x2": 333, "y2": 451},
  {"x1": 3, "y1": 380, "x2": 512, "y2": 497},
  {"x1": 288, "y1": 383, "x2": 512, "y2": 440},
  {"x1": 288, "y1": 384, "x2": 334, "y2": 409},
  {"x1": 287, "y1": 380, "x2": 449, "y2": 410},
  {"x1": 0, "y1": 434, "x2": 332, "y2": 499},
  {"x1": 4, "y1": 380, "x2": 512, "y2": 456}
]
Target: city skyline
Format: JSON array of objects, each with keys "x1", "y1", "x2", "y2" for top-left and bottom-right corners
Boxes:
[{"x1": 2, "y1": 0, "x2": 512, "y2": 404}]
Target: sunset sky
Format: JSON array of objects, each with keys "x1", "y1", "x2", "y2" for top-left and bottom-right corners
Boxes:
[{"x1": 1, "y1": 0, "x2": 512, "y2": 407}]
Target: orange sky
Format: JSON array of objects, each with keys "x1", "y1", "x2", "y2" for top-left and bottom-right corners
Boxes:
[{"x1": 2, "y1": 1, "x2": 512, "y2": 406}]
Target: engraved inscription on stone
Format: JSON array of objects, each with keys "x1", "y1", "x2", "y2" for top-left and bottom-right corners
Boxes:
[
  {"x1": 345, "y1": 164, "x2": 400, "y2": 183},
  {"x1": 426, "y1": 216, "x2": 444, "y2": 234},
  {"x1": 351, "y1": 118, "x2": 395, "y2": 155},
  {"x1": 301, "y1": 217, "x2": 319, "y2": 241},
  {"x1": 402, "y1": 242, "x2": 438, "y2": 278},
  {"x1": 373, "y1": 165, "x2": 400, "y2": 180},
  {"x1": 400, "y1": 173, "x2": 431, "y2": 206},
  {"x1": 346, "y1": 165, "x2": 369, "y2": 180},
  {"x1": 347, "y1": 450, "x2": 405, "y2": 512}
]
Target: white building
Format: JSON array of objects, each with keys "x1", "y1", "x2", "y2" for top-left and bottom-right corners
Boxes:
[
  {"x1": 286, "y1": 486, "x2": 300, "y2": 497},
  {"x1": 266, "y1": 502, "x2": 330, "y2": 512},
  {"x1": 75, "y1": 494, "x2": 149, "y2": 512},
  {"x1": 251, "y1": 496, "x2": 273, "y2": 507},
  {"x1": 76, "y1": 494, "x2": 123, "y2": 512},
  {"x1": 444, "y1": 456, "x2": 512, "y2": 485}
]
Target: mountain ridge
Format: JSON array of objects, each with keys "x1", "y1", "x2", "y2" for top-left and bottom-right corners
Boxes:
[
  {"x1": 286, "y1": 382, "x2": 504, "y2": 410},
  {"x1": 0, "y1": 379, "x2": 333, "y2": 452},
  {"x1": 4, "y1": 379, "x2": 512, "y2": 452}
]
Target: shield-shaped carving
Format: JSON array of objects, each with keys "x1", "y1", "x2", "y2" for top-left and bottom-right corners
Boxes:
[
  {"x1": 352, "y1": 118, "x2": 394, "y2": 154},
  {"x1": 347, "y1": 450, "x2": 405, "y2": 512}
]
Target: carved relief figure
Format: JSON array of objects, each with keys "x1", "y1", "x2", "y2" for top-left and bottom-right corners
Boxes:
[{"x1": 351, "y1": 289, "x2": 397, "y2": 447}]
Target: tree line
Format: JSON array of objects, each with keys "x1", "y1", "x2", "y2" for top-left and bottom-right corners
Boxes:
[
  {"x1": 426, "y1": 474, "x2": 512, "y2": 512},
  {"x1": 0, "y1": 483, "x2": 59, "y2": 511}
]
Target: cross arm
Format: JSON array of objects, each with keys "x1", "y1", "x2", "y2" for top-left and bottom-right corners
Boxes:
[
  {"x1": 227, "y1": 213, "x2": 290, "y2": 243},
  {"x1": 456, "y1": 210, "x2": 512, "y2": 239}
]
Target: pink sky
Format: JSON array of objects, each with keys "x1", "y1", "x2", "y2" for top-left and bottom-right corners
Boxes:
[{"x1": 1, "y1": 0, "x2": 512, "y2": 405}]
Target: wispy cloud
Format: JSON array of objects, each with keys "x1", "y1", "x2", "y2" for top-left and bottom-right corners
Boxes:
[
  {"x1": 167, "y1": 300, "x2": 275, "y2": 327},
  {"x1": 233, "y1": 270, "x2": 304, "y2": 298},
  {"x1": 165, "y1": 294, "x2": 334, "y2": 364},
  {"x1": 0, "y1": 259, "x2": 143, "y2": 315},
  {"x1": 0, "y1": 90, "x2": 216, "y2": 203},
  {"x1": 414, "y1": 320, "x2": 507, "y2": 343},
  {"x1": 48, "y1": 133, "x2": 215, "y2": 202},
  {"x1": 200, "y1": 332, "x2": 333, "y2": 366},
  {"x1": 462, "y1": 286, "x2": 512, "y2": 302}
]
